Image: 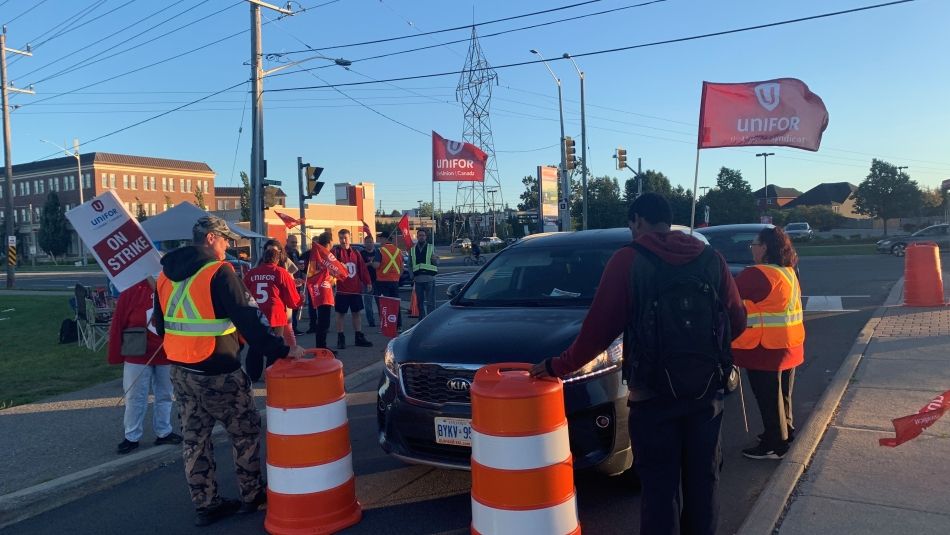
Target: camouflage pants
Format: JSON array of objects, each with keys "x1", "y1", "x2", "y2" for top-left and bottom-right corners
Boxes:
[{"x1": 170, "y1": 366, "x2": 264, "y2": 510}]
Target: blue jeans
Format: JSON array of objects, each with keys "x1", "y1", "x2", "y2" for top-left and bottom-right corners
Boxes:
[
  {"x1": 363, "y1": 284, "x2": 380, "y2": 326},
  {"x1": 414, "y1": 280, "x2": 436, "y2": 318},
  {"x1": 627, "y1": 392, "x2": 724, "y2": 535},
  {"x1": 123, "y1": 363, "x2": 174, "y2": 442}
]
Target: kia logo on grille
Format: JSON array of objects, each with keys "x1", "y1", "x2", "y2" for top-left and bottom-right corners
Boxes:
[{"x1": 446, "y1": 378, "x2": 471, "y2": 392}]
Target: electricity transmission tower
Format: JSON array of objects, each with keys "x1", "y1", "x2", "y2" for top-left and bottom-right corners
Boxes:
[{"x1": 453, "y1": 27, "x2": 502, "y2": 241}]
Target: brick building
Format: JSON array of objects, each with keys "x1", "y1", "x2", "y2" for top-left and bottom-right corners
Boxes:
[
  {"x1": 0, "y1": 152, "x2": 215, "y2": 259},
  {"x1": 213, "y1": 186, "x2": 287, "y2": 212}
]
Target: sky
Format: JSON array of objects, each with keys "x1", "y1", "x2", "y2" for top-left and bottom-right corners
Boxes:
[{"x1": 3, "y1": 0, "x2": 949, "y2": 214}]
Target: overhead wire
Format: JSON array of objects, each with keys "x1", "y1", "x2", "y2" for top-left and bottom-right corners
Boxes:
[
  {"x1": 3, "y1": 0, "x2": 51, "y2": 26},
  {"x1": 8, "y1": 0, "x2": 110, "y2": 67},
  {"x1": 228, "y1": 83, "x2": 251, "y2": 187}
]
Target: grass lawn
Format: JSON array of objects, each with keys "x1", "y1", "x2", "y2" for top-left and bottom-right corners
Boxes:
[
  {"x1": 0, "y1": 295, "x2": 120, "y2": 409},
  {"x1": 796, "y1": 243, "x2": 878, "y2": 256}
]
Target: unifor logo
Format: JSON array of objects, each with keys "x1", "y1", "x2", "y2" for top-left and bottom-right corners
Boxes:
[
  {"x1": 754, "y1": 83, "x2": 780, "y2": 112},
  {"x1": 91, "y1": 200, "x2": 105, "y2": 212},
  {"x1": 446, "y1": 378, "x2": 472, "y2": 392},
  {"x1": 445, "y1": 139, "x2": 464, "y2": 156},
  {"x1": 387, "y1": 314, "x2": 397, "y2": 323}
]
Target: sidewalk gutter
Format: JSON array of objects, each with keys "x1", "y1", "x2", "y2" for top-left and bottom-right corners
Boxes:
[
  {"x1": 737, "y1": 278, "x2": 905, "y2": 535},
  {"x1": 0, "y1": 360, "x2": 384, "y2": 530}
]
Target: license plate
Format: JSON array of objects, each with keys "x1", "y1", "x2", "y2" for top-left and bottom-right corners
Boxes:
[{"x1": 434, "y1": 417, "x2": 473, "y2": 447}]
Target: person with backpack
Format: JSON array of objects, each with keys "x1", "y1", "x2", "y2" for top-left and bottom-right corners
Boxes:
[
  {"x1": 531, "y1": 193, "x2": 747, "y2": 535},
  {"x1": 732, "y1": 226, "x2": 804, "y2": 460}
]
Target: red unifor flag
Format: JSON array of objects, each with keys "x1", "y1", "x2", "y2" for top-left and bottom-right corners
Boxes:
[
  {"x1": 397, "y1": 214, "x2": 413, "y2": 250},
  {"x1": 880, "y1": 390, "x2": 950, "y2": 447},
  {"x1": 698, "y1": 78, "x2": 829, "y2": 152},
  {"x1": 275, "y1": 211, "x2": 303, "y2": 229},
  {"x1": 361, "y1": 220, "x2": 372, "y2": 237},
  {"x1": 432, "y1": 131, "x2": 488, "y2": 182},
  {"x1": 379, "y1": 296, "x2": 400, "y2": 338}
]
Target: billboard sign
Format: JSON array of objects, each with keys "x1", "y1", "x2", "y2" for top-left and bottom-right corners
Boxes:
[{"x1": 538, "y1": 166, "x2": 559, "y2": 232}]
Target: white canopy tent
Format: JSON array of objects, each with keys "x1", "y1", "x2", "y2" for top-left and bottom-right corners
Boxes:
[{"x1": 140, "y1": 202, "x2": 264, "y2": 242}]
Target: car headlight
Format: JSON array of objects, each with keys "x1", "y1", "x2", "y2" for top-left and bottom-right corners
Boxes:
[
  {"x1": 563, "y1": 336, "x2": 623, "y2": 383},
  {"x1": 384, "y1": 339, "x2": 399, "y2": 377}
]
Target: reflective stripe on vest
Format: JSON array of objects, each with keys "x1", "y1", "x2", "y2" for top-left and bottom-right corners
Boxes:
[
  {"x1": 158, "y1": 261, "x2": 236, "y2": 363},
  {"x1": 732, "y1": 264, "x2": 805, "y2": 350},
  {"x1": 378, "y1": 244, "x2": 402, "y2": 282},
  {"x1": 410, "y1": 244, "x2": 437, "y2": 276}
]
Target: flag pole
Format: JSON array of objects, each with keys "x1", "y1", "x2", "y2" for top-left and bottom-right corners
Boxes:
[
  {"x1": 689, "y1": 148, "x2": 701, "y2": 234},
  {"x1": 431, "y1": 180, "x2": 436, "y2": 243}
]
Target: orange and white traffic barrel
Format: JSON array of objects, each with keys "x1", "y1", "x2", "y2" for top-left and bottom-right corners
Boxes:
[
  {"x1": 264, "y1": 349, "x2": 361, "y2": 535},
  {"x1": 470, "y1": 363, "x2": 580, "y2": 535}
]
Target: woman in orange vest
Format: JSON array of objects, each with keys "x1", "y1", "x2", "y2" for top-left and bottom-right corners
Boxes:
[{"x1": 733, "y1": 226, "x2": 805, "y2": 460}]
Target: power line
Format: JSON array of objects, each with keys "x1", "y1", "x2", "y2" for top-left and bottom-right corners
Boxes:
[
  {"x1": 277, "y1": 0, "x2": 604, "y2": 54},
  {"x1": 269, "y1": 1, "x2": 916, "y2": 93},
  {"x1": 9, "y1": 0, "x2": 109, "y2": 65},
  {"x1": 3, "y1": 0, "x2": 51, "y2": 26}
]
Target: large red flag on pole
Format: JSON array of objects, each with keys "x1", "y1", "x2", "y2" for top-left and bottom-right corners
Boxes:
[
  {"x1": 397, "y1": 214, "x2": 413, "y2": 250},
  {"x1": 698, "y1": 78, "x2": 829, "y2": 152},
  {"x1": 432, "y1": 131, "x2": 488, "y2": 182}
]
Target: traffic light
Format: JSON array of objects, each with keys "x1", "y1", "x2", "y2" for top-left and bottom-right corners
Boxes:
[
  {"x1": 563, "y1": 136, "x2": 576, "y2": 170},
  {"x1": 616, "y1": 148, "x2": 627, "y2": 170},
  {"x1": 304, "y1": 165, "x2": 324, "y2": 198}
]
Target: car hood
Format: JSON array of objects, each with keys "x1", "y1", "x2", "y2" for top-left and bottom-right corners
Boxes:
[
  {"x1": 877, "y1": 235, "x2": 911, "y2": 243},
  {"x1": 393, "y1": 304, "x2": 587, "y2": 365}
]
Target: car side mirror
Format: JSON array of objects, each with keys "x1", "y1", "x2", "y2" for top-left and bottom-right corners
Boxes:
[{"x1": 446, "y1": 283, "x2": 463, "y2": 298}]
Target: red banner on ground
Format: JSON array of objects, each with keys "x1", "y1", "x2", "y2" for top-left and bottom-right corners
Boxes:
[
  {"x1": 698, "y1": 78, "x2": 829, "y2": 152},
  {"x1": 432, "y1": 131, "x2": 487, "y2": 182},
  {"x1": 879, "y1": 390, "x2": 950, "y2": 447},
  {"x1": 379, "y1": 296, "x2": 400, "y2": 338},
  {"x1": 397, "y1": 214, "x2": 413, "y2": 249}
]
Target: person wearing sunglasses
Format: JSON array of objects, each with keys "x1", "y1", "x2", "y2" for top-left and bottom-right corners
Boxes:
[{"x1": 733, "y1": 227, "x2": 805, "y2": 460}]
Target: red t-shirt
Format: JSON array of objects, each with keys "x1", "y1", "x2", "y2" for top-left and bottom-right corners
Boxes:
[
  {"x1": 243, "y1": 263, "x2": 302, "y2": 327},
  {"x1": 331, "y1": 245, "x2": 371, "y2": 296},
  {"x1": 108, "y1": 279, "x2": 169, "y2": 366}
]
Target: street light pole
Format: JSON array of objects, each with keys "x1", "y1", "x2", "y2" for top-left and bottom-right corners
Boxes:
[
  {"x1": 530, "y1": 49, "x2": 570, "y2": 232},
  {"x1": 487, "y1": 187, "x2": 498, "y2": 236},
  {"x1": 756, "y1": 152, "x2": 775, "y2": 216},
  {"x1": 41, "y1": 139, "x2": 87, "y2": 266},
  {"x1": 563, "y1": 53, "x2": 588, "y2": 230}
]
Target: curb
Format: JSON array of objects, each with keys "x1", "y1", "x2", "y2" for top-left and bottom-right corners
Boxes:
[
  {"x1": 0, "y1": 360, "x2": 384, "y2": 530},
  {"x1": 736, "y1": 277, "x2": 904, "y2": 535}
]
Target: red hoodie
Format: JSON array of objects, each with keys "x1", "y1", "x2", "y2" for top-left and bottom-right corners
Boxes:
[
  {"x1": 731, "y1": 266, "x2": 805, "y2": 371},
  {"x1": 331, "y1": 245, "x2": 371, "y2": 296},
  {"x1": 551, "y1": 231, "x2": 747, "y2": 377},
  {"x1": 108, "y1": 279, "x2": 169, "y2": 366}
]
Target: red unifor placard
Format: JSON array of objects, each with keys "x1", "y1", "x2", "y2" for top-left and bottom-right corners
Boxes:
[{"x1": 879, "y1": 390, "x2": 950, "y2": 447}]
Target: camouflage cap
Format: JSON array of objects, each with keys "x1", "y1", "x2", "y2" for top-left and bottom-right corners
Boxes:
[{"x1": 193, "y1": 215, "x2": 240, "y2": 241}]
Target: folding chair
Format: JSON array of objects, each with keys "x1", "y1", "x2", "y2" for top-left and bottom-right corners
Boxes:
[{"x1": 75, "y1": 284, "x2": 108, "y2": 351}]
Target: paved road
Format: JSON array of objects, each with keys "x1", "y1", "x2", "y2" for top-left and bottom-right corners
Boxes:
[
  {"x1": 3, "y1": 255, "x2": 906, "y2": 534},
  {"x1": 0, "y1": 270, "x2": 109, "y2": 291}
]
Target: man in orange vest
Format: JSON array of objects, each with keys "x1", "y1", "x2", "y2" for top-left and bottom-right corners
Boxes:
[
  {"x1": 376, "y1": 235, "x2": 403, "y2": 329},
  {"x1": 155, "y1": 216, "x2": 305, "y2": 527}
]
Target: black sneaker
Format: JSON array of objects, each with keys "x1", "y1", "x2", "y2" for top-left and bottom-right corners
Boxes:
[
  {"x1": 154, "y1": 432, "x2": 183, "y2": 446},
  {"x1": 742, "y1": 443, "x2": 787, "y2": 460},
  {"x1": 238, "y1": 493, "x2": 267, "y2": 514},
  {"x1": 337, "y1": 333, "x2": 346, "y2": 350},
  {"x1": 116, "y1": 439, "x2": 139, "y2": 455},
  {"x1": 354, "y1": 332, "x2": 373, "y2": 347},
  {"x1": 195, "y1": 498, "x2": 241, "y2": 527},
  {"x1": 757, "y1": 427, "x2": 796, "y2": 444}
]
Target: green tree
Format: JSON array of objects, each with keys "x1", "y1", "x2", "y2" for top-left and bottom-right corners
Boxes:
[
  {"x1": 854, "y1": 159, "x2": 921, "y2": 236},
  {"x1": 917, "y1": 187, "x2": 944, "y2": 217},
  {"x1": 670, "y1": 185, "x2": 695, "y2": 226},
  {"x1": 240, "y1": 171, "x2": 251, "y2": 221},
  {"x1": 38, "y1": 192, "x2": 70, "y2": 259},
  {"x1": 194, "y1": 185, "x2": 206, "y2": 210},
  {"x1": 417, "y1": 202, "x2": 434, "y2": 218},
  {"x1": 582, "y1": 176, "x2": 626, "y2": 229},
  {"x1": 135, "y1": 197, "x2": 147, "y2": 222},
  {"x1": 389, "y1": 209, "x2": 401, "y2": 217},
  {"x1": 624, "y1": 170, "x2": 673, "y2": 203},
  {"x1": 164, "y1": 194, "x2": 173, "y2": 210},
  {"x1": 702, "y1": 167, "x2": 757, "y2": 225},
  {"x1": 518, "y1": 175, "x2": 539, "y2": 212}
]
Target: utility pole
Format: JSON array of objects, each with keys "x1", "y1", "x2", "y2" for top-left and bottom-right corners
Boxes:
[
  {"x1": 487, "y1": 187, "x2": 498, "y2": 236},
  {"x1": 530, "y1": 49, "x2": 570, "y2": 232},
  {"x1": 2, "y1": 29, "x2": 35, "y2": 288},
  {"x1": 296, "y1": 156, "x2": 306, "y2": 249},
  {"x1": 699, "y1": 186, "x2": 710, "y2": 196},
  {"x1": 564, "y1": 53, "x2": 588, "y2": 230},
  {"x1": 41, "y1": 138, "x2": 87, "y2": 265},
  {"x1": 756, "y1": 152, "x2": 774, "y2": 216},
  {"x1": 637, "y1": 158, "x2": 642, "y2": 197}
]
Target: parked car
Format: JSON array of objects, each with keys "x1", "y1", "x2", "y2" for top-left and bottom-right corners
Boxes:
[
  {"x1": 376, "y1": 225, "x2": 706, "y2": 481},
  {"x1": 450, "y1": 238, "x2": 471, "y2": 253},
  {"x1": 478, "y1": 236, "x2": 504, "y2": 251},
  {"x1": 784, "y1": 222, "x2": 814, "y2": 241},
  {"x1": 876, "y1": 224, "x2": 950, "y2": 256},
  {"x1": 694, "y1": 223, "x2": 775, "y2": 276}
]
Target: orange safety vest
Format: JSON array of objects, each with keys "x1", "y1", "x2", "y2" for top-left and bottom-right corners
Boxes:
[
  {"x1": 732, "y1": 264, "x2": 805, "y2": 350},
  {"x1": 377, "y1": 244, "x2": 402, "y2": 282},
  {"x1": 157, "y1": 261, "x2": 237, "y2": 364}
]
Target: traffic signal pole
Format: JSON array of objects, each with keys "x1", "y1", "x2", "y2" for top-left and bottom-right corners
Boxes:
[{"x1": 297, "y1": 156, "x2": 306, "y2": 248}]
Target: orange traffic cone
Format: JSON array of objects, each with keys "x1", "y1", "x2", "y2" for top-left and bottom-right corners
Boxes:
[
  {"x1": 904, "y1": 242, "x2": 945, "y2": 307},
  {"x1": 409, "y1": 284, "x2": 420, "y2": 318},
  {"x1": 470, "y1": 363, "x2": 581, "y2": 535},
  {"x1": 264, "y1": 349, "x2": 361, "y2": 535}
]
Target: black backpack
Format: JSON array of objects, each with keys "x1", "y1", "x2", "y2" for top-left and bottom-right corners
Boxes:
[
  {"x1": 623, "y1": 243, "x2": 734, "y2": 400},
  {"x1": 59, "y1": 318, "x2": 78, "y2": 344}
]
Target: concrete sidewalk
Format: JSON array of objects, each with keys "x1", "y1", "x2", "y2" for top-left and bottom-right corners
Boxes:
[
  {"x1": 742, "y1": 279, "x2": 950, "y2": 534},
  {"x1": 0, "y1": 327, "x2": 391, "y2": 529}
]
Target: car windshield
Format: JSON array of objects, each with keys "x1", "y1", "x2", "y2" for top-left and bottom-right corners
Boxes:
[
  {"x1": 457, "y1": 245, "x2": 617, "y2": 307},
  {"x1": 700, "y1": 230, "x2": 760, "y2": 265},
  {"x1": 786, "y1": 223, "x2": 806, "y2": 231}
]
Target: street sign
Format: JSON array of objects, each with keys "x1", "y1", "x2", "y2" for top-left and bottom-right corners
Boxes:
[
  {"x1": 558, "y1": 201, "x2": 568, "y2": 211},
  {"x1": 6, "y1": 236, "x2": 14, "y2": 247}
]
